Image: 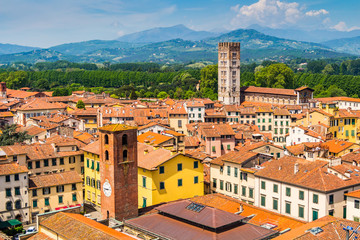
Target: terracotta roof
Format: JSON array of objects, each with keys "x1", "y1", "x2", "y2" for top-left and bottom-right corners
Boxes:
[
  {"x1": 224, "y1": 105, "x2": 240, "y2": 112},
  {"x1": 185, "y1": 149, "x2": 211, "y2": 161},
  {"x1": 17, "y1": 99, "x2": 67, "y2": 111},
  {"x1": 7, "y1": 89, "x2": 41, "y2": 99},
  {"x1": 29, "y1": 171, "x2": 82, "y2": 189},
  {"x1": 70, "y1": 108, "x2": 98, "y2": 116},
  {"x1": 138, "y1": 147, "x2": 180, "y2": 170},
  {"x1": 241, "y1": 86, "x2": 296, "y2": 96},
  {"x1": 185, "y1": 136, "x2": 201, "y2": 148},
  {"x1": 137, "y1": 131, "x2": 173, "y2": 145},
  {"x1": 322, "y1": 139, "x2": 358, "y2": 154},
  {"x1": 73, "y1": 131, "x2": 95, "y2": 144},
  {"x1": 256, "y1": 156, "x2": 360, "y2": 192},
  {"x1": 295, "y1": 86, "x2": 314, "y2": 91},
  {"x1": 20, "y1": 125, "x2": 47, "y2": 136},
  {"x1": 341, "y1": 148, "x2": 360, "y2": 164},
  {"x1": 81, "y1": 140, "x2": 100, "y2": 155},
  {"x1": 0, "y1": 163, "x2": 28, "y2": 176},
  {"x1": 99, "y1": 124, "x2": 137, "y2": 132},
  {"x1": 191, "y1": 193, "x2": 305, "y2": 232},
  {"x1": 164, "y1": 130, "x2": 185, "y2": 137},
  {"x1": 27, "y1": 232, "x2": 53, "y2": 240},
  {"x1": 273, "y1": 109, "x2": 290, "y2": 115},
  {"x1": 345, "y1": 189, "x2": 360, "y2": 199},
  {"x1": 186, "y1": 100, "x2": 205, "y2": 107},
  {"x1": 316, "y1": 96, "x2": 360, "y2": 103},
  {"x1": 40, "y1": 212, "x2": 134, "y2": 240},
  {"x1": 137, "y1": 121, "x2": 170, "y2": 131},
  {"x1": 211, "y1": 151, "x2": 258, "y2": 166},
  {"x1": 286, "y1": 144, "x2": 305, "y2": 156},
  {"x1": 235, "y1": 141, "x2": 282, "y2": 152},
  {"x1": 200, "y1": 124, "x2": 235, "y2": 137},
  {"x1": 295, "y1": 126, "x2": 326, "y2": 140},
  {"x1": 311, "y1": 108, "x2": 333, "y2": 117},
  {"x1": 274, "y1": 216, "x2": 359, "y2": 240}
]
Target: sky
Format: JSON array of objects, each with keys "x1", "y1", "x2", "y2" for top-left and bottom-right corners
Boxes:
[{"x1": 0, "y1": 0, "x2": 359, "y2": 48}]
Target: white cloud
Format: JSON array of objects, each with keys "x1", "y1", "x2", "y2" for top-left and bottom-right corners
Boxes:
[
  {"x1": 230, "y1": 0, "x2": 330, "y2": 29},
  {"x1": 332, "y1": 21, "x2": 360, "y2": 32},
  {"x1": 305, "y1": 9, "x2": 329, "y2": 17}
]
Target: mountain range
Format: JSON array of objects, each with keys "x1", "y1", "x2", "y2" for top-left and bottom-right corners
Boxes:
[{"x1": 0, "y1": 25, "x2": 358, "y2": 65}]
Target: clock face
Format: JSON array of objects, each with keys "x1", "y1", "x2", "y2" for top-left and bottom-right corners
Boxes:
[{"x1": 103, "y1": 181, "x2": 112, "y2": 197}]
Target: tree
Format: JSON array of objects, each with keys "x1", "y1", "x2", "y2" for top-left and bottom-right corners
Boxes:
[
  {"x1": 157, "y1": 91, "x2": 168, "y2": 99},
  {"x1": 255, "y1": 63, "x2": 294, "y2": 89},
  {"x1": 0, "y1": 124, "x2": 32, "y2": 146},
  {"x1": 76, "y1": 100, "x2": 85, "y2": 109},
  {"x1": 200, "y1": 65, "x2": 217, "y2": 99},
  {"x1": 129, "y1": 90, "x2": 138, "y2": 100}
]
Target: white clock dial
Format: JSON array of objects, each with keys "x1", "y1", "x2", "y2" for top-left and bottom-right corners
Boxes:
[{"x1": 103, "y1": 181, "x2": 112, "y2": 197}]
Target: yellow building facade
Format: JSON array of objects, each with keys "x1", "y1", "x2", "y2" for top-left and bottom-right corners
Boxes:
[
  {"x1": 137, "y1": 146, "x2": 204, "y2": 208},
  {"x1": 329, "y1": 110, "x2": 359, "y2": 143},
  {"x1": 82, "y1": 141, "x2": 101, "y2": 209}
]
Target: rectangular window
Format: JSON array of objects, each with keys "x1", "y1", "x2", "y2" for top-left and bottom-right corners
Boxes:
[
  {"x1": 87, "y1": 159, "x2": 89, "y2": 168},
  {"x1": 261, "y1": 195, "x2": 266, "y2": 207},
  {"x1": 57, "y1": 185, "x2": 64, "y2": 193},
  {"x1": 313, "y1": 209, "x2": 318, "y2": 221},
  {"x1": 194, "y1": 176, "x2": 199, "y2": 184},
  {"x1": 273, "y1": 184, "x2": 278, "y2": 193},
  {"x1": 299, "y1": 205, "x2": 304, "y2": 218},
  {"x1": 178, "y1": 179, "x2": 183, "y2": 187},
  {"x1": 72, "y1": 193, "x2": 77, "y2": 202},
  {"x1": 285, "y1": 202, "x2": 291, "y2": 214},
  {"x1": 355, "y1": 200, "x2": 360, "y2": 209},
  {"x1": 44, "y1": 159, "x2": 49, "y2": 167},
  {"x1": 220, "y1": 180, "x2": 224, "y2": 190},
  {"x1": 352, "y1": 130, "x2": 355, "y2": 137},
  {"x1": 91, "y1": 160, "x2": 94, "y2": 170},
  {"x1": 36, "y1": 161, "x2": 41, "y2": 168},
  {"x1": 234, "y1": 184, "x2": 238, "y2": 194},
  {"x1": 346, "y1": 130, "x2": 349, "y2": 137},
  {"x1": 33, "y1": 200, "x2": 37, "y2": 208},
  {"x1": 32, "y1": 189, "x2": 37, "y2": 197},
  {"x1": 299, "y1": 190, "x2": 304, "y2": 200},
  {"x1": 45, "y1": 198, "x2": 50, "y2": 206},
  {"x1": 72, "y1": 184, "x2": 77, "y2": 191},
  {"x1": 5, "y1": 175, "x2": 10, "y2": 182},
  {"x1": 142, "y1": 197, "x2": 147, "y2": 208},
  {"x1": 275, "y1": 128, "x2": 278, "y2": 134},
  {"x1": 213, "y1": 178, "x2": 217, "y2": 188},
  {"x1": 286, "y1": 187, "x2": 291, "y2": 197},
  {"x1": 273, "y1": 198, "x2": 278, "y2": 210},
  {"x1": 142, "y1": 176, "x2": 146, "y2": 188},
  {"x1": 249, "y1": 188, "x2": 254, "y2": 198},
  {"x1": 261, "y1": 181, "x2": 266, "y2": 190},
  {"x1": 242, "y1": 186, "x2": 246, "y2": 196},
  {"x1": 234, "y1": 168, "x2": 238, "y2": 177},
  {"x1": 159, "y1": 166, "x2": 165, "y2": 174},
  {"x1": 160, "y1": 182, "x2": 165, "y2": 190},
  {"x1": 225, "y1": 182, "x2": 232, "y2": 192},
  {"x1": 329, "y1": 194, "x2": 334, "y2": 204},
  {"x1": 52, "y1": 158, "x2": 57, "y2": 166},
  {"x1": 212, "y1": 146, "x2": 216, "y2": 152},
  {"x1": 193, "y1": 161, "x2": 199, "y2": 169},
  {"x1": 6, "y1": 188, "x2": 11, "y2": 197},
  {"x1": 43, "y1": 187, "x2": 51, "y2": 195},
  {"x1": 58, "y1": 196, "x2": 63, "y2": 204},
  {"x1": 28, "y1": 162, "x2": 32, "y2": 169},
  {"x1": 227, "y1": 145, "x2": 230, "y2": 150},
  {"x1": 227, "y1": 166, "x2": 231, "y2": 176},
  {"x1": 15, "y1": 187, "x2": 20, "y2": 195},
  {"x1": 177, "y1": 163, "x2": 183, "y2": 171}
]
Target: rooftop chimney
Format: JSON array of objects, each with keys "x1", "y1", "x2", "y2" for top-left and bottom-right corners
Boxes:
[
  {"x1": 144, "y1": 149, "x2": 149, "y2": 155},
  {"x1": 294, "y1": 163, "x2": 299, "y2": 174}
]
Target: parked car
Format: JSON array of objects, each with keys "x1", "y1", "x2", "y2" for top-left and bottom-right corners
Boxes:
[{"x1": 25, "y1": 227, "x2": 36, "y2": 234}]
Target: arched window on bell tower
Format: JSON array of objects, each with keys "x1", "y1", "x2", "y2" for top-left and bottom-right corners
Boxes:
[
  {"x1": 104, "y1": 134, "x2": 109, "y2": 145},
  {"x1": 123, "y1": 150, "x2": 128, "y2": 162},
  {"x1": 122, "y1": 134, "x2": 128, "y2": 146},
  {"x1": 105, "y1": 150, "x2": 109, "y2": 160}
]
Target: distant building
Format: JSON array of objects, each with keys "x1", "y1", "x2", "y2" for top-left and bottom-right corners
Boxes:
[{"x1": 218, "y1": 42, "x2": 241, "y2": 105}]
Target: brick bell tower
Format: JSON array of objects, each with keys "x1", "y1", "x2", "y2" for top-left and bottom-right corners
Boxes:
[{"x1": 99, "y1": 124, "x2": 138, "y2": 221}]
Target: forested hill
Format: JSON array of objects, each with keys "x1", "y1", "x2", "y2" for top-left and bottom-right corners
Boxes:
[{"x1": 0, "y1": 29, "x2": 353, "y2": 64}]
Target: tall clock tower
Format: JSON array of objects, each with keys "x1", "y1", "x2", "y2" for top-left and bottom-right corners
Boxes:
[{"x1": 99, "y1": 124, "x2": 138, "y2": 221}]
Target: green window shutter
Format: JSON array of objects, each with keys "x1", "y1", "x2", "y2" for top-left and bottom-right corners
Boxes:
[
  {"x1": 227, "y1": 145, "x2": 230, "y2": 150},
  {"x1": 242, "y1": 186, "x2": 246, "y2": 196},
  {"x1": 299, "y1": 206, "x2": 304, "y2": 218},
  {"x1": 220, "y1": 181, "x2": 224, "y2": 190},
  {"x1": 142, "y1": 176, "x2": 146, "y2": 188},
  {"x1": 286, "y1": 187, "x2": 291, "y2": 197},
  {"x1": 299, "y1": 191, "x2": 304, "y2": 200},
  {"x1": 87, "y1": 159, "x2": 89, "y2": 168},
  {"x1": 313, "y1": 194, "x2": 318, "y2": 204},
  {"x1": 275, "y1": 128, "x2": 278, "y2": 134},
  {"x1": 249, "y1": 188, "x2": 254, "y2": 198},
  {"x1": 352, "y1": 130, "x2": 355, "y2": 137},
  {"x1": 258, "y1": 119, "x2": 260, "y2": 123},
  {"x1": 276, "y1": 153, "x2": 280, "y2": 158},
  {"x1": 45, "y1": 198, "x2": 49, "y2": 206},
  {"x1": 96, "y1": 162, "x2": 100, "y2": 171},
  {"x1": 285, "y1": 202, "x2": 291, "y2": 214},
  {"x1": 280, "y1": 128, "x2": 283, "y2": 134},
  {"x1": 212, "y1": 146, "x2": 216, "y2": 152},
  {"x1": 346, "y1": 130, "x2": 349, "y2": 137},
  {"x1": 72, "y1": 193, "x2": 77, "y2": 201},
  {"x1": 273, "y1": 199, "x2": 278, "y2": 210},
  {"x1": 352, "y1": 119, "x2": 356, "y2": 125},
  {"x1": 261, "y1": 195, "x2": 266, "y2": 207},
  {"x1": 59, "y1": 196, "x2": 63, "y2": 204},
  {"x1": 313, "y1": 210, "x2": 318, "y2": 221},
  {"x1": 273, "y1": 184, "x2": 278, "y2": 193},
  {"x1": 262, "y1": 119, "x2": 265, "y2": 123},
  {"x1": 261, "y1": 181, "x2": 266, "y2": 190},
  {"x1": 234, "y1": 184, "x2": 238, "y2": 194},
  {"x1": 269, "y1": 118, "x2": 271, "y2": 123},
  {"x1": 33, "y1": 200, "x2": 37, "y2": 208}
]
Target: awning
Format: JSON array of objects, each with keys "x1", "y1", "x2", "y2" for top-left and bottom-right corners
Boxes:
[{"x1": 0, "y1": 219, "x2": 22, "y2": 229}]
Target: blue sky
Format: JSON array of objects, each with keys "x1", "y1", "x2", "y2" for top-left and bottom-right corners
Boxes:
[{"x1": 0, "y1": 0, "x2": 359, "y2": 47}]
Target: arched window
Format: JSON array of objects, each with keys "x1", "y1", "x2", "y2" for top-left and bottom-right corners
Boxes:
[
  {"x1": 6, "y1": 201, "x2": 12, "y2": 211},
  {"x1": 105, "y1": 150, "x2": 109, "y2": 161},
  {"x1": 15, "y1": 200, "x2": 21, "y2": 209},
  {"x1": 104, "y1": 135, "x2": 109, "y2": 145},
  {"x1": 122, "y1": 134, "x2": 128, "y2": 146},
  {"x1": 123, "y1": 150, "x2": 128, "y2": 162}
]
